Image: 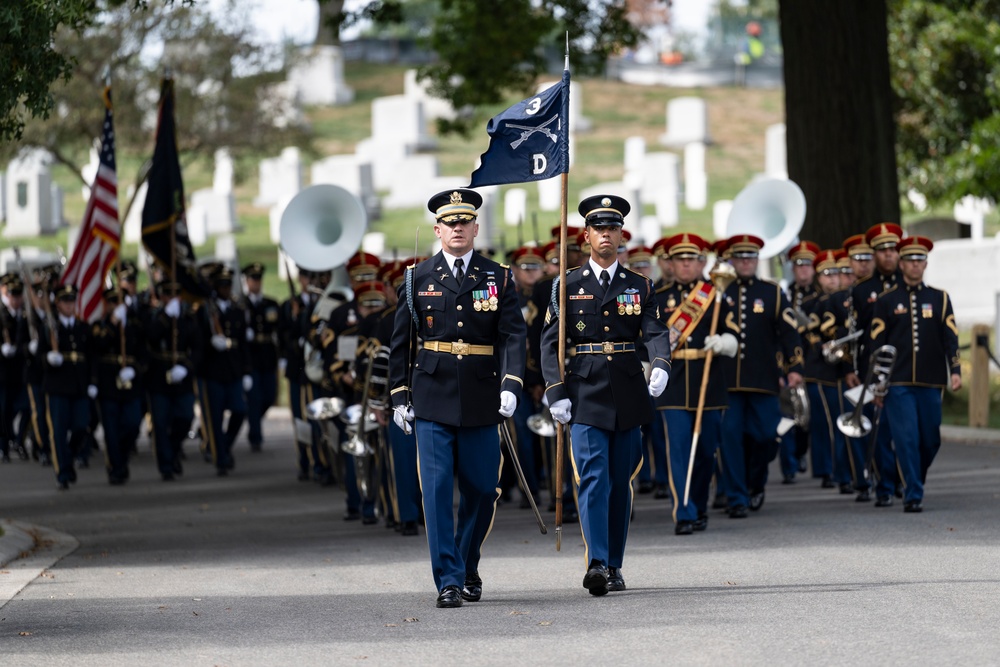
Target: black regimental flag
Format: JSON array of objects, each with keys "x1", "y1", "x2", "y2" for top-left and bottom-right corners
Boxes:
[{"x1": 141, "y1": 77, "x2": 209, "y2": 298}]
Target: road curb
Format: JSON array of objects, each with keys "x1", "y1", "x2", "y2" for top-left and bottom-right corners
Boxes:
[
  {"x1": 0, "y1": 520, "x2": 79, "y2": 609},
  {"x1": 942, "y1": 424, "x2": 1000, "y2": 446}
]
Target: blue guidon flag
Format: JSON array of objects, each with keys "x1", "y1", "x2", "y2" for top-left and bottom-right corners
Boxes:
[{"x1": 469, "y1": 69, "x2": 570, "y2": 188}]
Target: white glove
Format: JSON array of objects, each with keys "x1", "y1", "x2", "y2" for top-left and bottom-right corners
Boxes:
[
  {"x1": 278, "y1": 358, "x2": 288, "y2": 374},
  {"x1": 28, "y1": 339, "x2": 39, "y2": 356},
  {"x1": 1, "y1": 343, "x2": 15, "y2": 358},
  {"x1": 704, "y1": 333, "x2": 738, "y2": 358},
  {"x1": 168, "y1": 364, "x2": 188, "y2": 384},
  {"x1": 87, "y1": 384, "x2": 98, "y2": 399},
  {"x1": 113, "y1": 303, "x2": 127, "y2": 323},
  {"x1": 393, "y1": 405, "x2": 414, "y2": 435},
  {"x1": 118, "y1": 366, "x2": 136, "y2": 382},
  {"x1": 242, "y1": 375, "x2": 253, "y2": 392},
  {"x1": 549, "y1": 398, "x2": 572, "y2": 425},
  {"x1": 165, "y1": 298, "x2": 181, "y2": 318},
  {"x1": 211, "y1": 334, "x2": 229, "y2": 351},
  {"x1": 47, "y1": 351, "x2": 64, "y2": 367},
  {"x1": 648, "y1": 368, "x2": 669, "y2": 398},
  {"x1": 499, "y1": 390, "x2": 517, "y2": 418},
  {"x1": 246, "y1": 328, "x2": 255, "y2": 342}
]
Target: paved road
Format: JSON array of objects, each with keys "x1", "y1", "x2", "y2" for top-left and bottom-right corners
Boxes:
[{"x1": 2, "y1": 416, "x2": 1000, "y2": 666}]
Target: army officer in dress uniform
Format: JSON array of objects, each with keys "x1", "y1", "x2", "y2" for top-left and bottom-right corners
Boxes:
[
  {"x1": 388, "y1": 188, "x2": 526, "y2": 609},
  {"x1": 541, "y1": 195, "x2": 671, "y2": 597},
  {"x1": 240, "y1": 262, "x2": 281, "y2": 453},
  {"x1": 870, "y1": 237, "x2": 960, "y2": 512}
]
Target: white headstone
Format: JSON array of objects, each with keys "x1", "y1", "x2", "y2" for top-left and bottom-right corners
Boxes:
[
  {"x1": 0, "y1": 247, "x2": 59, "y2": 276},
  {"x1": 255, "y1": 147, "x2": 302, "y2": 207},
  {"x1": 925, "y1": 237, "x2": 1000, "y2": 327},
  {"x1": 537, "y1": 176, "x2": 561, "y2": 212},
  {"x1": 3, "y1": 149, "x2": 53, "y2": 239},
  {"x1": 370, "y1": 95, "x2": 435, "y2": 152},
  {"x1": 953, "y1": 195, "x2": 992, "y2": 242},
  {"x1": 269, "y1": 195, "x2": 293, "y2": 245},
  {"x1": 188, "y1": 188, "x2": 236, "y2": 238},
  {"x1": 123, "y1": 181, "x2": 147, "y2": 243},
  {"x1": 535, "y1": 80, "x2": 591, "y2": 132},
  {"x1": 640, "y1": 215, "x2": 663, "y2": 248},
  {"x1": 287, "y1": 45, "x2": 354, "y2": 106},
  {"x1": 713, "y1": 200, "x2": 734, "y2": 240},
  {"x1": 310, "y1": 154, "x2": 378, "y2": 220},
  {"x1": 213, "y1": 148, "x2": 234, "y2": 195},
  {"x1": 683, "y1": 142, "x2": 707, "y2": 211},
  {"x1": 356, "y1": 138, "x2": 413, "y2": 192},
  {"x1": 214, "y1": 234, "x2": 238, "y2": 265},
  {"x1": 384, "y1": 155, "x2": 440, "y2": 209},
  {"x1": 49, "y1": 183, "x2": 64, "y2": 232},
  {"x1": 764, "y1": 123, "x2": 787, "y2": 179},
  {"x1": 66, "y1": 223, "x2": 82, "y2": 258},
  {"x1": 504, "y1": 188, "x2": 528, "y2": 226},
  {"x1": 403, "y1": 69, "x2": 456, "y2": 121},
  {"x1": 624, "y1": 136, "x2": 646, "y2": 173},
  {"x1": 640, "y1": 152, "x2": 680, "y2": 226},
  {"x1": 362, "y1": 232, "x2": 385, "y2": 257},
  {"x1": 277, "y1": 248, "x2": 298, "y2": 283},
  {"x1": 660, "y1": 97, "x2": 709, "y2": 147}
]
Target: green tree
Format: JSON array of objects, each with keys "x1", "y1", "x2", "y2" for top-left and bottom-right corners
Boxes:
[{"x1": 890, "y1": 0, "x2": 1000, "y2": 207}]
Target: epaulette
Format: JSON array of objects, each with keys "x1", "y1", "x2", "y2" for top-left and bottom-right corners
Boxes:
[
  {"x1": 500, "y1": 263, "x2": 510, "y2": 270},
  {"x1": 655, "y1": 280, "x2": 675, "y2": 294},
  {"x1": 878, "y1": 284, "x2": 898, "y2": 298}
]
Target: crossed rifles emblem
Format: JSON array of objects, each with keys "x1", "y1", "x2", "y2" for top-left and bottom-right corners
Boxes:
[{"x1": 507, "y1": 115, "x2": 560, "y2": 150}]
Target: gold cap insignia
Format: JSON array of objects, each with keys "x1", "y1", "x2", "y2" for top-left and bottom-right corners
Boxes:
[
  {"x1": 601, "y1": 197, "x2": 612, "y2": 207},
  {"x1": 450, "y1": 191, "x2": 463, "y2": 205}
]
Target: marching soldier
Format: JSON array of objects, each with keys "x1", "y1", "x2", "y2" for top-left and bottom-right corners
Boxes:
[
  {"x1": 651, "y1": 237, "x2": 675, "y2": 289},
  {"x1": 782, "y1": 240, "x2": 820, "y2": 481},
  {"x1": 388, "y1": 188, "x2": 526, "y2": 608},
  {"x1": 654, "y1": 233, "x2": 735, "y2": 535},
  {"x1": 1, "y1": 275, "x2": 31, "y2": 462},
  {"x1": 25, "y1": 274, "x2": 52, "y2": 465},
  {"x1": 836, "y1": 249, "x2": 855, "y2": 290},
  {"x1": 541, "y1": 195, "x2": 671, "y2": 596},
  {"x1": 40, "y1": 285, "x2": 96, "y2": 490},
  {"x1": 278, "y1": 268, "x2": 321, "y2": 481},
  {"x1": 146, "y1": 280, "x2": 202, "y2": 480},
  {"x1": 633, "y1": 243, "x2": 669, "y2": 498},
  {"x1": 91, "y1": 288, "x2": 147, "y2": 484},
  {"x1": 717, "y1": 234, "x2": 804, "y2": 518},
  {"x1": 871, "y1": 237, "x2": 960, "y2": 512},
  {"x1": 849, "y1": 223, "x2": 904, "y2": 507},
  {"x1": 196, "y1": 267, "x2": 252, "y2": 477},
  {"x1": 241, "y1": 262, "x2": 280, "y2": 453}
]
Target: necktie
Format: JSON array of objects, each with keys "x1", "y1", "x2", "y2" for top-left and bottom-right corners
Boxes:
[
  {"x1": 454, "y1": 258, "x2": 465, "y2": 283},
  {"x1": 600, "y1": 269, "x2": 610, "y2": 293}
]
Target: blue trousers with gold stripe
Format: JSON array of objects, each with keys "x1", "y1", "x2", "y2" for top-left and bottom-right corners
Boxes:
[
  {"x1": 388, "y1": 420, "x2": 421, "y2": 523},
  {"x1": 200, "y1": 379, "x2": 246, "y2": 472},
  {"x1": 570, "y1": 424, "x2": 641, "y2": 570},
  {"x1": 663, "y1": 409, "x2": 721, "y2": 523},
  {"x1": 719, "y1": 392, "x2": 781, "y2": 509},
  {"x1": 245, "y1": 369, "x2": 277, "y2": 448},
  {"x1": 149, "y1": 391, "x2": 194, "y2": 476},
  {"x1": 885, "y1": 386, "x2": 941, "y2": 504},
  {"x1": 415, "y1": 419, "x2": 501, "y2": 592},
  {"x1": 640, "y1": 397, "x2": 670, "y2": 487},
  {"x1": 46, "y1": 394, "x2": 89, "y2": 484},
  {"x1": 99, "y1": 397, "x2": 142, "y2": 480}
]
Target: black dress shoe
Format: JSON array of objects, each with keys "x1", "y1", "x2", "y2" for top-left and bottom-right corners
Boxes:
[
  {"x1": 839, "y1": 483, "x2": 854, "y2": 495},
  {"x1": 855, "y1": 489, "x2": 872, "y2": 502},
  {"x1": 654, "y1": 484, "x2": 670, "y2": 499},
  {"x1": 693, "y1": 514, "x2": 708, "y2": 532},
  {"x1": 903, "y1": 500, "x2": 923, "y2": 513},
  {"x1": 874, "y1": 495, "x2": 893, "y2": 507},
  {"x1": 821, "y1": 477, "x2": 837, "y2": 489},
  {"x1": 607, "y1": 567, "x2": 626, "y2": 592},
  {"x1": 729, "y1": 505, "x2": 748, "y2": 519},
  {"x1": 436, "y1": 585, "x2": 463, "y2": 608},
  {"x1": 781, "y1": 475, "x2": 795, "y2": 485},
  {"x1": 583, "y1": 564, "x2": 609, "y2": 596},
  {"x1": 674, "y1": 521, "x2": 694, "y2": 536},
  {"x1": 748, "y1": 489, "x2": 765, "y2": 511},
  {"x1": 461, "y1": 572, "x2": 482, "y2": 602},
  {"x1": 401, "y1": 520, "x2": 419, "y2": 536},
  {"x1": 638, "y1": 480, "x2": 654, "y2": 494}
]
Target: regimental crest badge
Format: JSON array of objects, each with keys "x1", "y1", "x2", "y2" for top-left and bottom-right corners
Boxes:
[
  {"x1": 922, "y1": 303, "x2": 933, "y2": 318},
  {"x1": 753, "y1": 298, "x2": 765, "y2": 314}
]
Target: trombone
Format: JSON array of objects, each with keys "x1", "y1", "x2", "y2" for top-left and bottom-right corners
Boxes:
[
  {"x1": 836, "y1": 344, "x2": 897, "y2": 439},
  {"x1": 822, "y1": 329, "x2": 863, "y2": 365}
]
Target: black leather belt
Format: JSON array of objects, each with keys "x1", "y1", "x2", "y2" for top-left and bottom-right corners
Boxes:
[{"x1": 572, "y1": 342, "x2": 635, "y2": 355}]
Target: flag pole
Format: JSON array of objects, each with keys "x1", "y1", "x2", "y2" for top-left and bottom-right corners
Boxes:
[
  {"x1": 104, "y1": 68, "x2": 128, "y2": 380},
  {"x1": 554, "y1": 32, "x2": 570, "y2": 552}
]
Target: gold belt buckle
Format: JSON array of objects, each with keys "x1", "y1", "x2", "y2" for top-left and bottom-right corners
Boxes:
[
  {"x1": 602, "y1": 341, "x2": 614, "y2": 354},
  {"x1": 452, "y1": 342, "x2": 470, "y2": 356}
]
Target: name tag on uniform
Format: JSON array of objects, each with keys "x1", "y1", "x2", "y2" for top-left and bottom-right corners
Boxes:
[
  {"x1": 569, "y1": 294, "x2": 593, "y2": 300},
  {"x1": 418, "y1": 291, "x2": 443, "y2": 297}
]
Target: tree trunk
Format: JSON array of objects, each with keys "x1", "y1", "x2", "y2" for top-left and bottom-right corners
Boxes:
[
  {"x1": 315, "y1": 0, "x2": 345, "y2": 46},
  {"x1": 779, "y1": 0, "x2": 900, "y2": 250}
]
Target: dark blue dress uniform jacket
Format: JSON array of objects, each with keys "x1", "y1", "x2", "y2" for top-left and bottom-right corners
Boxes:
[
  {"x1": 541, "y1": 265, "x2": 671, "y2": 431},
  {"x1": 719, "y1": 277, "x2": 804, "y2": 393},
  {"x1": 870, "y1": 282, "x2": 960, "y2": 387},
  {"x1": 40, "y1": 319, "x2": 92, "y2": 396},
  {"x1": 389, "y1": 251, "x2": 527, "y2": 428},
  {"x1": 802, "y1": 293, "x2": 843, "y2": 385},
  {"x1": 654, "y1": 279, "x2": 731, "y2": 411},
  {"x1": 242, "y1": 295, "x2": 281, "y2": 372},
  {"x1": 91, "y1": 312, "x2": 148, "y2": 399},
  {"x1": 851, "y1": 269, "x2": 901, "y2": 375},
  {"x1": 195, "y1": 301, "x2": 251, "y2": 383},
  {"x1": 145, "y1": 304, "x2": 203, "y2": 395}
]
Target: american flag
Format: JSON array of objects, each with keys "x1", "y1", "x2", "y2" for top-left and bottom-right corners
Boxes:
[{"x1": 61, "y1": 87, "x2": 120, "y2": 322}]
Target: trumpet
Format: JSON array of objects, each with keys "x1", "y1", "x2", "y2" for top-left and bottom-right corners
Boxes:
[
  {"x1": 836, "y1": 345, "x2": 897, "y2": 439},
  {"x1": 822, "y1": 330, "x2": 864, "y2": 365}
]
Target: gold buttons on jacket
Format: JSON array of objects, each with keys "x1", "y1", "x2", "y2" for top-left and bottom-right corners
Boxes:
[
  {"x1": 457, "y1": 305, "x2": 463, "y2": 311},
  {"x1": 458, "y1": 322, "x2": 464, "y2": 327}
]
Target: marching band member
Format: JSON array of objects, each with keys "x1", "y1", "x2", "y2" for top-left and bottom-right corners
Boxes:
[
  {"x1": 1, "y1": 275, "x2": 31, "y2": 463},
  {"x1": 782, "y1": 241, "x2": 820, "y2": 482},
  {"x1": 541, "y1": 195, "x2": 670, "y2": 596},
  {"x1": 850, "y1": 223, "x2": 904, "y2": 507},
  {"x1": 92, "y1": 288, "x2": 147, "y2": 485},
  {"x1": 146, "y1": 280, "x2": 202, "y2": 481},
  {"x1": 870, "y1": 237, "x2": 960, "y2": 512},
  {"x1": 717, "y1": 234, "x2": 804, "y2": 518},
  {"x1": 195, "y1": 267, "x2": 251, "y2": 477},
  {"x1": 655, "y1": 233, "x2": 734, "y2": 535},
  {"x1": 240, "y1": 262, "x2": 281, "y2": 453},
  {"x1": 389, "y1": 188, "x2": 526, "y2": 608}
]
